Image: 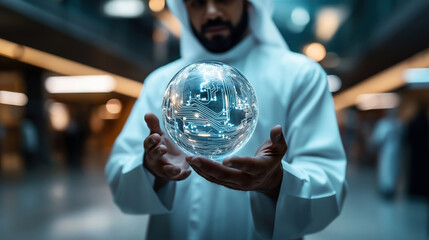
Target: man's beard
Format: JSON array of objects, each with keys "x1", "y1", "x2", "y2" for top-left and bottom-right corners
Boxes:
[{"x1": 191, "y1": 8, "x2": 248, "y2": 53}]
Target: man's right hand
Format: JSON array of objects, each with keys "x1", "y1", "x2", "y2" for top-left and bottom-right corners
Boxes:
[{"x1": 143, "y1": 113, "x2": 191, "y2": 186}]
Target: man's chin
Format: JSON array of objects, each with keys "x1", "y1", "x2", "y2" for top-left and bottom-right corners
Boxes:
[
  {"x1": 204, "y1": 45, "x2": 232, "y2": 53},
  {"x1": 201, "y1": 38, "x2": 233, "y2": 53}
]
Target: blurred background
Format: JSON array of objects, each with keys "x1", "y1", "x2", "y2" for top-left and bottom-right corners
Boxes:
[{"x1": 0, "y1": 0, "x2": 428, "y2": 239}]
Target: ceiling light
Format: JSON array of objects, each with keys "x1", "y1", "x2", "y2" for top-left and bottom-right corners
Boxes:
[
  {"x1": 286, "y1": 7, "x2": 310, "y2": 34},
  {"x1": 45, "y1": 75, "x2": 116, "y2": 94},
  {"x1": 0, "y1": 38, "x2": 142, "y2": 98},
  {"x1": 403, "y1": 68, "x2": 429, "y2": 88},
  {"x1": 104, "y1": 0, "x2": 145, "y2": 18},
  {"x1": 105, "y1": 99, "x2": 122, "y2": 114},
  {"x1": 303, "y1": 43, "x2": 326, "y2": 62},
  {"x1": 149, "y1": 0, "x2": 165, "y2": 12},
  {"x1": 48, "y1": 102, "x2": 70, "y2": 131},
  {"x1": 316, "y1": 7, "x2": 348, "y2": 42},
  {"x1": 291, "y1": 7, "x2": 310, "y2": 27},
  {"x1": 327, "y1": 75, "x2": 342, "y2": 92},
  {"x1": 333, "y1": 48, "x2": 429, "y2": 111},
  {"x1": 356, "y1": 93, "x2": 400, "y2": 111},
  {"x1": 0, "y1": 90, "x2": 28, "y2": 106}
]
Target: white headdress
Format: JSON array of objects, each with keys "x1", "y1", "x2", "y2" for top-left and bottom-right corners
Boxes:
[{"x1": 166, "y1": 0, "x2": 289, "y2": 59}]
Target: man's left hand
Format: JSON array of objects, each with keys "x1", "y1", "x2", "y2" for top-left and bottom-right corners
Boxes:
[{"x1": 186, "y1": 125, "x2": 287, "y2": 200}]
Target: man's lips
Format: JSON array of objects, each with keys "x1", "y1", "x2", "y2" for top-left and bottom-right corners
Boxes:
[{"x1": 204, "y1": 25, "x2": 229, "y2": 34}]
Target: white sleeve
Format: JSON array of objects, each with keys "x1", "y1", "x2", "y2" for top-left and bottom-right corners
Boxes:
[
  {"x1": 249, "y1": 62, "x2": 347, "y2": 239},
  {"x1": 104, "y1": 74, "x2": 177, "y2": 215}
]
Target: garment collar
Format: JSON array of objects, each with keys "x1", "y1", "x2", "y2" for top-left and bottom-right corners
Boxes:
[{"x1": 189, "y1": 34, "x2": 255, "y2": 62}]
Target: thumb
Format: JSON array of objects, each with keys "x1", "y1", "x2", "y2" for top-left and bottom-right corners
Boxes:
[
  {"x1": 144, "y1": 113, "x2": 163, "y2": 135},
  {"x1": 270, "y1": 125, "x2": 287, "y2": 152}
]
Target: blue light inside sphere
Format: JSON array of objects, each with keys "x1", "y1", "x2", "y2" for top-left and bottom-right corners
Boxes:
[{"x1": 161, "y1": 61, "x2": 258, "y2": 160}]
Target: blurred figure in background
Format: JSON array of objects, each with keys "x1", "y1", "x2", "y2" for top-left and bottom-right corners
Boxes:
[
  {"x1": 64, "y1": 119, "x2": 86, "y2": 170},
  {"x1": 371, "y1": 109, "x2": 404, "y2": 199},
  {"x1": 342, "y1": 108, "x2": 359, "y2": 163},
  {"x1": 20, "y1": 118, "x2": 39, "y2": 170},
  {"x1": 0, "y1": 122, "x2": 5, "y2": 171},
  {"x1": 406, "y1": 104, "x2": 429, "y2": 198}
]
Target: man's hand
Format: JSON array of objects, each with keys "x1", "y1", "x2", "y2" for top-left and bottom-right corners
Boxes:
[
  {"x1": 143, "y1": 113, "x2": 191, "y2": 189},
  {"x1": 186, "y1": 125, "x2": 287, "y2": 200}
]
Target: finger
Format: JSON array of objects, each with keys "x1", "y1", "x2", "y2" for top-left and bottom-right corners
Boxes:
[
  {"x1": 186, "y1": 156, "x2": 243, "y2": 183},
  {"x1": 144, "y1": 149, "x2": 169, "y2": 177},
  {"x1": 191, "y1": 166, "x2": 243, "y2": 190},
  {"x1": 147, "y1": 144, "x2": 168, "y2": 161},
  {"x1": 162, "y1": 165, "x2": 192, "y2": 181},
  {"x1": 162, "y1": 164, "x2": 180, "y2": 177},
  {"x1": 170, "y1": 169, "x2": 192, "y2": 181},
  {"x1": 143, "y1": 133, "x2": 161, "y2": 151},
  {"x1": 223, "y1": 156, "x2": 266, "y2": 175},
  {"x1": 145, "y1": 113, "x2": 163, "y2": 135},
  {"x1": 270, "y1": 125, "x2": 283, "y2": 144},
  {"x1": 270, "y1": 125, "x2": 288, "y2": 154}
]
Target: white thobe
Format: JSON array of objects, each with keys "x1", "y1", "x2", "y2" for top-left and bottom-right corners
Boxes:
[
  {"x1": 372, "y1": 116, "x2": 403, "y2": 193},
  {"x1": 105, "y1": 35, "x2": 347, "y2": 240}
]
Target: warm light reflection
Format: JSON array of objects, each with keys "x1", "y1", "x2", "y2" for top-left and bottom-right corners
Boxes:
[
  {"x1": 105, "y1": 99, "x2": 122, "y2": 114},
  {"x1": 49, "y1": 102, "x2": 70, "y2": 131},
  {"x1": 90, "y1": 109, "x2": 104, "y2": 133},
  {"x1": 316, "y1": 7, "x2": 348, "y2": 42},
  {"x1": 98, "y1": 105, "x2": 119, "y2": 120},
  {"x1": 0, "y1": 90, "x2": 28, "y2": 106},
  {"x1": 157, "y1": 11, "x2": 181, "y2": 37},
  {"x1": 45, "y1": 75, "x2": 116, "y2": 93},
  {"x1": 356, "y1": 93, "x2": 400, "y2": 111},
  {"x1": 0, "y1": 38, "x2": 142, "y2": 98},
  {"x1": 333, "y1": 48, "x2": 429, "y2": 111},
  {"x1": 153, "y1": 28, "x2": 169, "y2": 43},
  {"x1": 303, "y1": 43, "x2": 326, "y2": 62},
  {"x1": 149, "y1": 0, "x2": 165, "y2": 12}
]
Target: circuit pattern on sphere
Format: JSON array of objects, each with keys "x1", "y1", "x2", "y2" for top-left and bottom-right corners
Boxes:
[{"x1": 162, "y1": 61, "x2": 258, "y2": 159}]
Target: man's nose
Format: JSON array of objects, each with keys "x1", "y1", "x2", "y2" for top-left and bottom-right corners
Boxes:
[{"x1": 206, "y1": 1, "x2": 222, "y2": 20}]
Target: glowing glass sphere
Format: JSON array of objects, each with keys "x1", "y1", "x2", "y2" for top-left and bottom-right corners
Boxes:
[{"x1": 161, "y1": 61, "x2": 258, "y2": 160}]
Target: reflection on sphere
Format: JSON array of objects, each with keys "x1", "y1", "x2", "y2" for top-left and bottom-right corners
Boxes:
[{"x1": 161, "y1": 61, "x2": 258, "y2": 160}]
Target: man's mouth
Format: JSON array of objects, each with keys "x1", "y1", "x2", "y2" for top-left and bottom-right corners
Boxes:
[{"x1": 205, "y1": 25, "x2": 229, "y2": 34}]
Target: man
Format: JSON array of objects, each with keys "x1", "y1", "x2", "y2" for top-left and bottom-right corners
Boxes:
[{"x1": 105, "y1": 0, "x2": 347, "y2": 239}]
